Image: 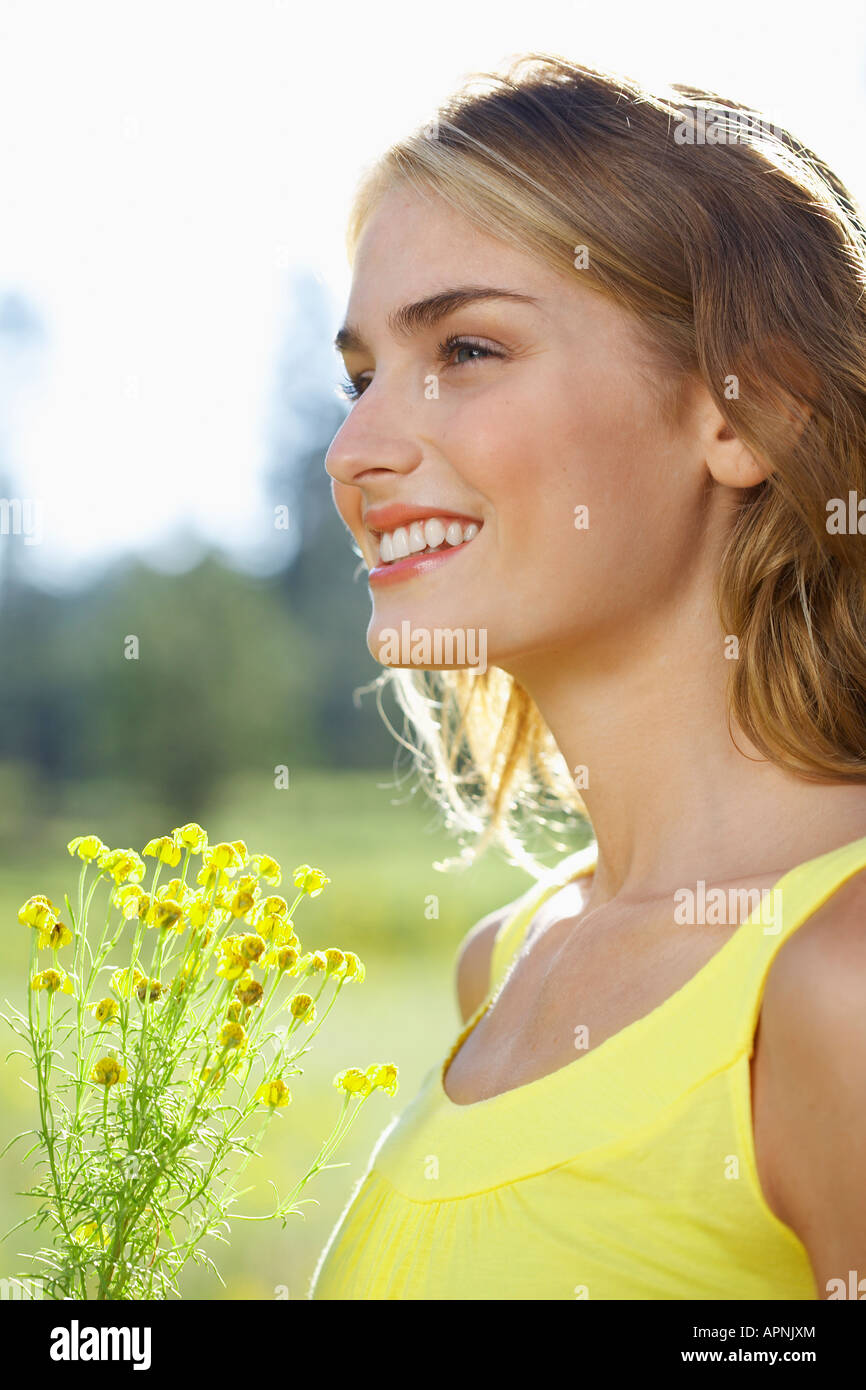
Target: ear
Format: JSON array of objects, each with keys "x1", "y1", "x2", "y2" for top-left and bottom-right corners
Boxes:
[
  {"x1": 687, "y1": 380, "x2": 770, "y2": 489},
  {"x1": 696, "y1": 337, "x2": 820, "y2": 490},
  {"x1": 701, "y1": 399, "x2": 769, "y2": 488}
]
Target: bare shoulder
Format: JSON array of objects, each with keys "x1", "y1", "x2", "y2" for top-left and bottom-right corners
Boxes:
[
  {"x1": 455, "y1": 899, "x2": 523, "y2": 1024},
  {"x1": 755, "y1": 866, "x2": 866, "y2": 1287},
  {"x1": 763, "y1": 861, "x2": 866, "y2": 1020}
]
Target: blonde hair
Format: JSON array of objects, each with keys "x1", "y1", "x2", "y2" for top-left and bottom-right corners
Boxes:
[{"x1": 346, "y1": 54, "x2": 866, "y2": 871}]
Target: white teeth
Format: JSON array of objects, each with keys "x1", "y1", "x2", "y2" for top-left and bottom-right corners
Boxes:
[
  {"x1": 391, "y1": 526, "x2": 410, "y2": 559},
  {"x1": 375, "y1": 516, "x2": 482, "y2": 565},
  {"x1": 423, "y1": 518, "x2": 446, "y2": 549}
]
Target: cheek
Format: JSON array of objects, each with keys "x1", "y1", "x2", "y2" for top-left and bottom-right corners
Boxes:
[
  {"x1": 331, "y1": 479, "x2": 362, "y2": 534},
  {"x1": 480, "y1": 370, "x2": 688, "y2": 602}
]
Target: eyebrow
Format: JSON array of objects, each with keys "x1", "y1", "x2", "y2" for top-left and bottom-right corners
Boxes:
[{"x1": 333, "y1": 286, "x2": 541, "y2": 354}]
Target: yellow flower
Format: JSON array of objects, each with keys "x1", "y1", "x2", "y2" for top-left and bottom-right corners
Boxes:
[
  {"x1": 112, "y1": 884, "x2": 151, "y2": 920},
  {"x1": 97, "y1": 847, "x2": 146, "y2": 885},
  {"x1": 91, "y1": 1054, "x2": 127, "y2": 1086},
  {"x1": 366, "y1": 1063, "x2": 399, "y2": 1096},
  {"x1": 255, "y1": 898, "x2": 293, "y2": 941},
  {"x1": 263, "y1": 944, "x2": 300, "y2": 975},
  {"x1": 234, "y1": 973, "x2": 263, "y2": 1008},
  {"x1": 71, "y1": 1220, "x2": 107, "y2": 1247},
  {"x1": 44, "y1": 919, "x2": 73, "y2": 951},
  {"x1": 304, "y1": 950, "x2": 328, "y2": 974},
  {"x1": 111, "y1": 966, "x2": 146, "y2": 998},
  {"x1": 145, "y1": 898, "x2": 185, "y2": 932},
  {"x1": 232, "y1": 840, "x2": 248, "y2": 864},
  {"x1": 239, "y1": 933, "x2": 266, "y2": 963},
  {"x1": 18, "y1": 896, "x2": 57, "y2": 932},
  {"x1": 158, "y1": 877, "x2": 190, "y2": 904},
  {"x1": 292, "y1": 864, "x2": 330, "y2": 897},
  {"x1": 142, "y1": 834, "x2": 182, "y2": 867},
  {"x1": 135, "y1": 977, "x2": 163, "y2": 1003},
  {"x1": 67, "y1": 834, "x2": 105, "y2": 863},
  {"x1": 289, "y1": 993, "x2": 315, "y2": 1024},
  {"x1": 226, "y1": 999, "x2": 242, "y2": 1022},
  {"x1": 174, "y1": 822, "x2": 208, "y2": 853},
  {"x1": 196, "y1": 860, "x2": 230, "y2": 893},
  {"x1": 89, "y1": 997, "x2": 119, "y2": 1025},
  {"x1": 216, "y1": 1021, "x2": 248, "y2": 1053},
  {"x1": 186, "y1": 892, "x2": 215, "y2": 929},
  {"x1": 212, "y1": 883, "x2": 234, "y2": 910},
  {"x1": 31, "y1": 968, "x2": 73, "y2": 995},
  {"x1": 255, "y1": 1079, "x2": 291, "y2": 1108},
  {"x1": 215, "y1": 936, "x2": 247, "y2": 980},
  {"x1": 343, "y1": 952, "x2": 365, "y2": 983},
  {"x1": 333, "y1": 1067, "x2": 372, "y2": 1098},
  {"x1": 324, "y1": 948, "x2": 346, "y2": 976},
  {"x1": 206, "y1": 842, "x2": 244, "y2": 872},
  {"x1": 227, "y1": 887, "x2": 258, "y2": 920},
  {"x1": 251, "y1": 854, "x2": 282, "y2": 885}
]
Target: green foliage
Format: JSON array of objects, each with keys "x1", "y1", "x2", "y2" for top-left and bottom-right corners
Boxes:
[{"x1": 0, "y1": 547, "x2": 394, "y2": 811}]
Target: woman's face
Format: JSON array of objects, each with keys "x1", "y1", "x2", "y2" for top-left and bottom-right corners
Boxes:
[{"x1": 327, "y1": 183, "x2": 718, "y2": 680}]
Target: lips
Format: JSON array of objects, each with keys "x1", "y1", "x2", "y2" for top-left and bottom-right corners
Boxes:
[
  {"x1": 363, "y1": 505, "x2": 484, "y2": 587},
  {"x1": 364, "y1": 504, "x2": 483, "y2": 537}
]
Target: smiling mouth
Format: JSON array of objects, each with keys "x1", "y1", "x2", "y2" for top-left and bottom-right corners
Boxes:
[{"x1": 372, "y1": 515, "x2": 482, "y2": 566}]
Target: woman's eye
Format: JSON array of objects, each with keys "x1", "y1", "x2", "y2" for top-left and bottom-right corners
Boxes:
[
  {"x1": 338, "y1": 374, "x2": 369, "y2": 402},
  {"x1": 439, "y1": 336, "x2": 502, "y2": 369},
  {"x1": 337, "y1": 337, "x2": 503, "y2": 404}
]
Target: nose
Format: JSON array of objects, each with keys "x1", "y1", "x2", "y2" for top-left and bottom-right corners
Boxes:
[{"x1": 325, "y1": 384, "x2": 423, "y2": 489}]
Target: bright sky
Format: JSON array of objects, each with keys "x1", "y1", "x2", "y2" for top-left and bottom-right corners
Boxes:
[{"x1": 2, "y1": 0, "x2": 865, "y2": 588}]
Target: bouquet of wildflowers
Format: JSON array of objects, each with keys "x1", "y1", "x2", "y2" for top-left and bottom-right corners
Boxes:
[{"x1": 3, "y1": 824, "x2": 397, "y2": 1300}]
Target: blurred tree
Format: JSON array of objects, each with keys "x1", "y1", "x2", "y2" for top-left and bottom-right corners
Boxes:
[
  {"x1": 0, "y1": 272, "x2": 399, "y2": 819},
  {"x1": 0, "y1": 555, "x2": 320, "y2": 810}
]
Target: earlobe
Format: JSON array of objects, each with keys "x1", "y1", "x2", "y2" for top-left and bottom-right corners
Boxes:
[
  {"x1": 686, "y1": 331, "x2": 820, "y2": 491},
  {"x1": 695, "y1": 389, "x2": 772, "y2": 489},
  {"x1": 699, "y1": 338, "x2": 819, "y2": 491},
  {"x1": 706, "y1": 428, "x2": 770, "y2": 489}
]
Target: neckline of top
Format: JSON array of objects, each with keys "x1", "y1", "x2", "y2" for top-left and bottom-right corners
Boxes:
[{"x1": 438, "y1": 832, "x2": 866, "y2": 1113}]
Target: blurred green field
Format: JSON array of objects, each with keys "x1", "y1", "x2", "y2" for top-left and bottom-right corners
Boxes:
[{"x1": 0, "y1": 767, "x2": 583, "y2": 1300}]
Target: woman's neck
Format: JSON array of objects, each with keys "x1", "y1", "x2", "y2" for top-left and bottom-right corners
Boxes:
[{"x1": 508, "y1": 597, "x2": 866, "y2": 906}]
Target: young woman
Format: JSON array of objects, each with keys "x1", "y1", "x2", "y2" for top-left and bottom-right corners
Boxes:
[{"x1": 311, "y1": 54, "x2": 866, "y2": 1300}]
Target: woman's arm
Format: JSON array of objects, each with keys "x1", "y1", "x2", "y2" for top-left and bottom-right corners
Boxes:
[{"x1": 751, "y1": 871, "x2": 866, "y2": 1297}]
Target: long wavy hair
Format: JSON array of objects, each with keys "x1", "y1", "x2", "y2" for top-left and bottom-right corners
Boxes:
[{"x1": 344, "y1": 53, "x2": 866, "y2": 872}]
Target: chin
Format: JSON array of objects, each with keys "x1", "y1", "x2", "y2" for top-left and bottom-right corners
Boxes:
[{"x1": 367, "y1": 608, "x2": 490, "y2": 676}]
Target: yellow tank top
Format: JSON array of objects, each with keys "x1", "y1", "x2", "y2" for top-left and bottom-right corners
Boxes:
[{"x1": 310, "y1": 833, "x2": 866, "y2": 1300}]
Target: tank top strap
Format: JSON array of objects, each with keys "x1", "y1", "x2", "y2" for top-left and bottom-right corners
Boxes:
[
  {"x1": 722, "y1": 831, "x2": 866, "y2": 1058},
  {"x1": 487, "y1": 832, "x2": 866, "y2": 1087},
  {"x1": 488, "y1": 841, "x2": 598, "y2": 994}
]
